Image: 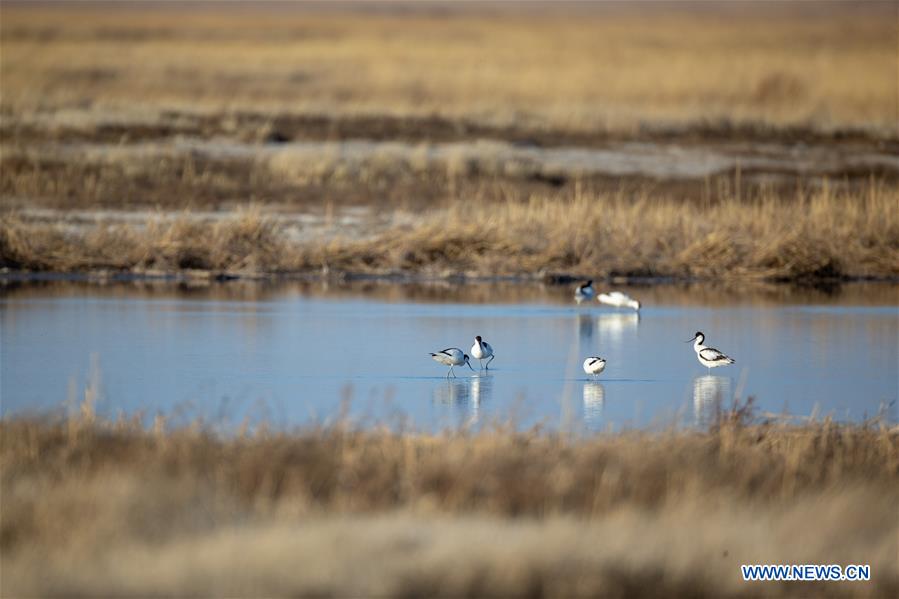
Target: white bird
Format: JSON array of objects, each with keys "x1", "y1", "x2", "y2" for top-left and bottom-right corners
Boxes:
[
  {"x1": 583, "y1": 356, "x2": 607, "y2": 379},
  {"x1": 687, "y1": 331, "x2": 735, "y2": 371},
  {"x1": 574, "y1": 280, "x2": 595, "y2": 304},
  {"x1": 429, "y1": 348, "x2": 474, "y2": 378},
  {"x1": 470, "y1": 335, "x2": 495, "y2": 370},
  {"x1": 597, "y1": 291, "x2": 640, "y2": 311}
]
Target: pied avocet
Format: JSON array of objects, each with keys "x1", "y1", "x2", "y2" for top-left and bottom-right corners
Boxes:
[
  {"x1": 583, "y1": 356, "x2": 607, "y2": 379},
  {"x1": 597, "y1": 291, "x2": 640, "y2": 311},
  {"x1": 574, "y1": 280, "x2": 595, "y2": 304},
  {"x1": 687, "y1": 331, "x2": 735, "y2": 371},
  {"x1": 429, "y1": 348, "x2": 474, "y2": 378},
  {"x1": 470, "y1": 335, "x2": 495, "y2": 370}
]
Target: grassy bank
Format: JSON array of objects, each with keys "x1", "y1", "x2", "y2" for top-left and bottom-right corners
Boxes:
[
  {"x1": 2, "y1": 411, "x2": 897, "y2": 597},
  {"x1": 3, "y1": 184, "x2": 897, "y2": 281}
]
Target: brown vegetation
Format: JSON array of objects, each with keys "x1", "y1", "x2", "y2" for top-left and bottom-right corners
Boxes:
[
  {"x1": 2, "y1": 134, "x2": 894, "y2": 211},
  {"x1": 2, "y1": 407, "x2": 897, "y2": 597},
  {"x1": 1, "y1": 3, "x2": 895, "y2": 135},
  {"x1": 1, "y1": 3, "x2": 897, "y2": 283},
  {"x1": 3, "y1": 184, "x2": 897, "y2": 280}
]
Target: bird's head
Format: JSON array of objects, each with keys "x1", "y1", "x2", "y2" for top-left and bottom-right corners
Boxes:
[{"x1": 686, "y1": 331, "x2": 704, "y2": 343}]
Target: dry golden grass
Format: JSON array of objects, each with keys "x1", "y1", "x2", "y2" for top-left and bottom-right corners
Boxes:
[
  {"x1": 3, "y1": 183, "x2": 897, "y2": 280},
  {"x1": 2, "y1": 408, "x2": 897, "y2": 597},
  {"x1": 1, "y1": 3, "x2": 895, "y2": 134},
  {"x1": 320, "y1": 183, "x2": 899, "y2": 280},
  {"x1": 0, "y1": 207, "x2": 287, "y2": 273}
]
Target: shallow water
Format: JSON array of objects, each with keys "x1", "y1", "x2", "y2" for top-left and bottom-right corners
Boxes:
[{"x1": 1, "y1": 281, "x2": 896, "y2": 431}]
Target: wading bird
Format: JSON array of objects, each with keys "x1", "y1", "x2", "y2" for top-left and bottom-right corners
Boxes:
[
  {"x1": 597, "y1": 291, "x2": 641, "y2": 311},
  {"x1": 429, "y1": 348, "x2": 475, "y2": 378},
  {"x1": 470, "y1": 335, "x2": 495, "y2": 370},
  {"x1": 583, "y1": 356, "x2": 607, "y2": 379},
  {"x1": 574, "y1": 280, "x2": 595, "y2": 304},
  {"x1": 687, "y1": 331, "x2": 735, "y2": 371}
]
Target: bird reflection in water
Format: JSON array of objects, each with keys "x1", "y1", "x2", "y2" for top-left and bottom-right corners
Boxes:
[
  {"x1": 433, "y1": 375, "x2": 493, "y2": 426},
  {"x1": 692, "y1": 375, "x2": 732, "y2": 427},
  {"x1": 596, "y1": 312, "x2": 639, "y2": 345},
  {"x1": 582, "y1": 382, "x2": 605, "y2": 431},
  {"x1": 577, "y1": 313, "x2": 595, "y2": 342}
]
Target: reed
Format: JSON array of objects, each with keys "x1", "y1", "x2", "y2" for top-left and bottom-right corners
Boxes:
[
  {"x1": 3, "y1": 184, "x2": 896, "y2": 280},
  {"x1": 2, "y1": 407, "x2": 897, "y2": 597}
]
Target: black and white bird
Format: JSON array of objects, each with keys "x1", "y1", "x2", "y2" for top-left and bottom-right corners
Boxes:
[
  {"x1": 574, "y1": 280, "x2": 595, "y2": 304},
  {"x1": 582, "y1": 356, "x2": 607, "y2": 379},
  {"x1": 429, "y1": 348, "x2": 475, "y2": 378},
  {"x1": 470, "y1": 335, "x2": 495, "y2": 370},
  {"x1": 597, "y1": 291, "x2": 641, "y2": 311},
  {"x1": 687, "y1": 331, "x2": 735, "y2": 371}
]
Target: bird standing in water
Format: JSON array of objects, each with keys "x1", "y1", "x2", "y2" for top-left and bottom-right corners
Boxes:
[
  {"x1": 583, "y1": 356, "x2": 607, "y2": 379},
  {"x1": 687, "y1": 331, "x2": 735, "y2": 372},
  {"x1": 429, "y1": 348, "x2": 475, "y2": 378},
  {"x1": 597, "y1": 291, "x2": 641, "y2": 311},
  {"x1": 470, "y1": 335, "x2": 495, "y2": 370},
  {"x1": 575, "y1": 280, "x2": 595, "y2": 304}
]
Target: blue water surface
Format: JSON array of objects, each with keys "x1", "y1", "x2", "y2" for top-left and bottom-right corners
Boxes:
[{"x1": 2, "y1": 282, "x2": 896, "y2": 432}]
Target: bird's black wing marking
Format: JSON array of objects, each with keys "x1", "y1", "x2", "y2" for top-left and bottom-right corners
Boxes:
[
  {"x1": 700, "y1": 348, "x2": 731, "y2": 362},
  {"x1": 439, "y1": 349, "x2": 455, "y2": 356},
  {"x1": 587, "y1": 357, "x2": 602, "y2": 366}
]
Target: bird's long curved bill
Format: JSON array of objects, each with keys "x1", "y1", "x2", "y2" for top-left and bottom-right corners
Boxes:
[
  {"x1": 466, "y1": 361, "x2": 475, "y2": 371},
  {"x1": 685, "y1": 337, "x2": 697, "y2": 343}
]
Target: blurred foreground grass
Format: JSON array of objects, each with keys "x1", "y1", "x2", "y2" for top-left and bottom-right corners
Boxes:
[{"x1": 2, "y1": 404, "x2": 897, "y2": 597}]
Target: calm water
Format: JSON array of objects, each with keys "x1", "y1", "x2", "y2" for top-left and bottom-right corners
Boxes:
[{"x1": 1, "y1": 281, "x2": 896, "y2": 431}]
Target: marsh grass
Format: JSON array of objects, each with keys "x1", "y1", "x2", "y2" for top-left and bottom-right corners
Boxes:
[
  {"x1": 3, "y1": 184, "x2": 897, "y2": 280},
  {"x1": 321, "y1": 183, "x2": 899, "y2": 279},
  {"x1": 2, "y1": 403, "x2": 897, "y2": 597},
  {"x1": 1, "y1": 3, "x2": 895, "y2": 133},
  {"x1": 0, "y1": 207, "x2": 288, "y2": 273}
]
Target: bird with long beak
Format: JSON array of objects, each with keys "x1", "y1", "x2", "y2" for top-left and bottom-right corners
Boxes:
[
  {"x1": 429, "y1": 348, "x2": 475, "y2": 378},
  {"x1": 687, "y1": 331, "x2": 735, "y2": 371}
]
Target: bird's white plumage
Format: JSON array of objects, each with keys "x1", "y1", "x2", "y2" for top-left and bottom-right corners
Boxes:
[
  {"x1": 429, "y1": 347, "x2": 474, "y2": 377},
  {"x1": 470, "y1": 336, "x2": 495, "y2": 369},
  {"x1": 430, "y1": 348, "x2": 465, "y2": 365},
  {"x1": 690, "y1": 332, "x2": 735, "y2": 370},
  {"x1": 699, "y1": 347, "x2": 729, "y2": 362},
  {"x1": 583, "y1": 356, "x2": 606, "y2": 377},
  {"x1": 597, "y1": 291, "x2": 640, "y2": 311}
]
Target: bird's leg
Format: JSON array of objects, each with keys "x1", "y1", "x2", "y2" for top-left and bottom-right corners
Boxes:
[{"x1": 486, "y1": 355, "x2": 494, "y2": 370}]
